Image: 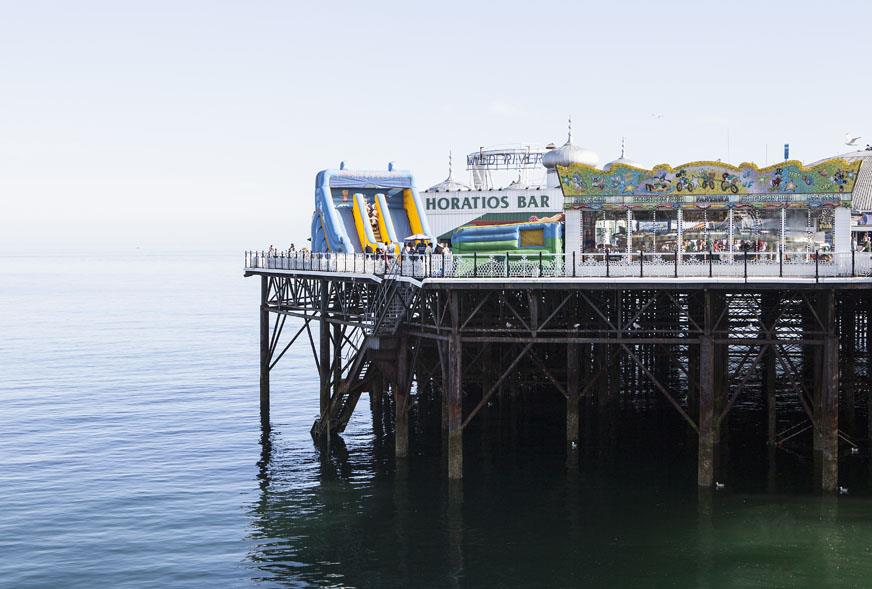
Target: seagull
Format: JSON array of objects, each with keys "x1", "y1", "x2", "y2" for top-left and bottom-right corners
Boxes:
[
  {"x1": 845, "y1": 133, "x2": 862, "y2": 146},
  {"x1": 651, "y1": 113, "x2": 663, "y2": 119}
]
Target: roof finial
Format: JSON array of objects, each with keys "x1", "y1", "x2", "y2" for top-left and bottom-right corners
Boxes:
[
  {"x1": 567, "y1": 115, "x2": 572, "y2": 144},
  {"x1": 448, "y1": 151, "x2": 453, "y2": 179},
  {"x1": 621, "y1": 137, "x2": 625, "y2": 158}
]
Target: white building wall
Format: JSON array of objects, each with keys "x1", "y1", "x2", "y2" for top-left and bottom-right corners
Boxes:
[
  {"x1": 564, "y1": 209, "x2": 582, "y2": 258},
  {"x1": 834, "y1": 206, "x2": 851, "y2": 253}
]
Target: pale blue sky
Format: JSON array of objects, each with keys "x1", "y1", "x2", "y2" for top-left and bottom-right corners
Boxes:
[{"x1": 1, "y1": 0, "x2": 869, "y2": 252}]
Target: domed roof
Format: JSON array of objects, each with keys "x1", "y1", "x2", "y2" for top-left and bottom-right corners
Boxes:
[
  {"x1": 541, "y1": 118, "x2": 599, "y2": 169},
  {"x1": 603, "y1": 139, "x2": 642, "y2": 170},
  {"x1": 542, "y1": 141, "x2": 600, "y2": 169},
  {"x1": 425, "y1": 153, "x2": 470, "y2": 192}
]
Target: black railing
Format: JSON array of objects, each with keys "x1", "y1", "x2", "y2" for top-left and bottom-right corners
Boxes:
[{"x1": 244, "y1": 250, "x2": 872, "y2": 281}]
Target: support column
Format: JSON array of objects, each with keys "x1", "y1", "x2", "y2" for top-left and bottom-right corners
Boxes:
[
  {"x1": 448, "y1": 332, "x2": 463, "y2": 479},
  {"x1": 698, "y1": 290, "x2": 715, "y2": 488},
  {"x1": 332, "y1": 323, "x2": 342, "y2": 400},
  {"x1": 395, "y1": 336, "x2": 410, "y2": 459},
  {"x1": 766, "y1": 345, "x2": 777, "y2": 446},
  {"x1": 440, "y1": 340, "x2": 449, "y2": 441},
  {"x1": 566, "y1": 343, "x2": 580, "y2": 468},
  {"x1": 762, "y1": 292, "x2": 778, "y2": 448},
  {"x1": 259, "y1": 276, "x2": 270, "y2": 431},
  {"x1": 566, "y1": 344, "x2": 580, "y2": 447},
  {"x1": 319, "y1": 280, "x2": 331, "y2": 438},
  {"x1": 369, "y1": 371, "x2": 383, "y2": 436},
  {"x1": 815, "y1": 290, "x2": 839, "y2": 493},
  {"x1": 448, "y1": 291, "x2": 463, "y2": 479}
]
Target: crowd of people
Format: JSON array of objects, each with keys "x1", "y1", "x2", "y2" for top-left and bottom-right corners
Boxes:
[
  {"x1": 267, "y1": 243, "x2": 309, "y2": 255},
  {"x1": 363, "y1": 240, "x2": 449, "y2": 256},
  {"x1": 265, "y1": 241, "x2": 450, "y2": 257}
]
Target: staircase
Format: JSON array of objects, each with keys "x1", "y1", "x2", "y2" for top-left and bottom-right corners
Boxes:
[
  {"x1": 368, "y1": 260, "x2": 412, "y2": 336},
  {"x1": 312, "y1": 260, "x2": 414, "y2": 437}
]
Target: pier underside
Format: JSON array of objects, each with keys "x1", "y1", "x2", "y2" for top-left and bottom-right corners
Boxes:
[{"x1": 250, "y1": 270, "x2": 872, "y2": 493}]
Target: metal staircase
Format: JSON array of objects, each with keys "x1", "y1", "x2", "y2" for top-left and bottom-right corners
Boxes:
[
  {"x1": 368, "y1": 259, "x2": 413, "y2": 336},
  {"x1": 315, "y1": 260, "x2": 412, "y2": 435}
]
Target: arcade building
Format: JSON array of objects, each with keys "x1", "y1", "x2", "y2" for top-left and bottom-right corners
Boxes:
[{"x1": 423, "y1": 130, "x2": 872, "y2": 259}]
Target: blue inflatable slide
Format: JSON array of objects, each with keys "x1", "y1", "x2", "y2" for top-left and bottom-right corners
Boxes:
[{"x1": 310, "y1": 164, "x2": 435, "y2": 253}]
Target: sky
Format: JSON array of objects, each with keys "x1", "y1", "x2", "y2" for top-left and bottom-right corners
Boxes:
[{"x1": 1, "y1": 0, "x2": 870, "y2": 253}]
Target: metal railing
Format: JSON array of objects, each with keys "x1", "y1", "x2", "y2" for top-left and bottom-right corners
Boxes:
[{"x1": 245, "y1": 249, "x2": 872, "y2": 282}]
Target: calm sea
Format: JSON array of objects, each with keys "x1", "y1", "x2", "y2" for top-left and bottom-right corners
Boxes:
[{"x1": 2, "y1": 253, "x2": 872, "y2": 588}]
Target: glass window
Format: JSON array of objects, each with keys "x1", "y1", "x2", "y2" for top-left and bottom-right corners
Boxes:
[
  {"x1": 784, "y1": 208, "x2": 812, "y2": 254},
  {"x1": 580, "y1": 211, "x2": 597, "y2": 253},
  {"x1": 811, "y1": 208, "x2": 835, "y2": 253},
  {"x1": 732, "y1": 208, "x2": 781, "y2": 256},
  {"x1": 631, "y1": 210, "x2": 678, "y2": 253},
  {"x1": 590, "y1": 210, "x2": 628, "y2": 253},
  {"x1": 682, "y1": 208, "x2": 729, "y2": 254}
]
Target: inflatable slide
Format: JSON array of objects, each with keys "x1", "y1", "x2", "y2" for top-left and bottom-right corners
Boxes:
[
  {"x1": 451, "y1": 218, "x2": 564, "y2": 255},
  {"x1": 310, "y1": 165, "x2": 434, "y2": 253}
]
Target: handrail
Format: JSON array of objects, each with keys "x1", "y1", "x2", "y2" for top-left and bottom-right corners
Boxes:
[{"x1": 244, "y1": 250, "x2": 872, "y2": 281}]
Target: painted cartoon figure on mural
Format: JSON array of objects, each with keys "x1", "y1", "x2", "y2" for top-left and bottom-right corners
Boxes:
[
  {"x1": 697, "y1": 171, "x2": 716, "y2": 190},
  {"x1": 644, "y1": 172, "x2": 672, "y2": 193},
  {"x1": 557, "y1": 158, "x2": 861, "y2": 199},
  {"x1": 833, "y1": 169, "x2": 848, "y2": 192},
  {"x1": 564, "y1": 173, "x2": 586, "y2": 191},
  {"x1": 675, "y1": 170, "x2": 695, "y2": 192},
  {"x1": 769, "y1": 167, "x2": 784, "y2": 190},
  {"x1": 720, "y1": 173, "x2": 740, "y2": 194}
]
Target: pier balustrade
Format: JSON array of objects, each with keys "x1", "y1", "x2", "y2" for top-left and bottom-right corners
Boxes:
[{"x1": 245, "y1": 249, "x2": 872, "y2": 281}]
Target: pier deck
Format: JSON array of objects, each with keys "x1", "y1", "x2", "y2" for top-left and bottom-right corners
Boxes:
[{"x1": 245, "y1": 251, "x2": 872, "y2": 492}]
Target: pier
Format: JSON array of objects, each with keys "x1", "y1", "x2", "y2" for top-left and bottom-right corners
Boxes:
[{"x1": 246, "y1": 251, "x2": 872, "y2": 492}]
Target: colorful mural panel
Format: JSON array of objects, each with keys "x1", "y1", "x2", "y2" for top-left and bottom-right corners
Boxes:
[{"x1": 557, "y1": 159, "x2": 860, "y2": 210}]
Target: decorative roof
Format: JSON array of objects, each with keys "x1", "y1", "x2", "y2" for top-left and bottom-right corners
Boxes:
[
  {"x1": 542, "y1": 116, "x2": 599, "y2": 169},
  {"x1": 852, "y1": 159, "x2": 872, "y2": 212},
  {"x1": 425, "y1": 152, "x2": 471, "y2": 192},
  {"x1": 603, "y1": 138, "x2": 642, "y2": 171},
  {"x1": 811, "y1": 149, "x2": 872, "y2": 212}
]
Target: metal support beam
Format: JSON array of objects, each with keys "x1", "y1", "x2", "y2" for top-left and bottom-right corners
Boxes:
[
  {"x1": 395, "y1": 336, "x2": 410, "y2": 459},
  {"x1": 318, "y1": 280, "x2": 331, "y2": 439},
  {"x1": 566, "y1": 343, "x2": 580, "y2": 463},
  {"x1": 762, "y1": 293, "x2": 778, "y2": 447},
  {"x1": 448, "y1": 292, "x2": 463, "y2": 479},
  {"x1": 815, "y1": 290, "x2": 839, "y2": 493},
  {"x1": 698, "y1": 291, "x2": 715, "y2": 488},
  {"x1": 259, "y1": 276, "x2": 270, "y2": 431}
]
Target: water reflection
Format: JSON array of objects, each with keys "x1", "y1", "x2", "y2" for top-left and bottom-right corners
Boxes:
[{"x1": 247, "y1": 405, "x2": 872, "y2": 588}]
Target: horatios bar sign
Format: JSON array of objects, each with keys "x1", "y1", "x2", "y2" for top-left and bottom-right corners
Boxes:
[
  {"x1": 557, "y1": 159, "x2": 860, "y2": 210},
  {"x1": 425, "y1": 193, "x2": 554, "y2": 211}
]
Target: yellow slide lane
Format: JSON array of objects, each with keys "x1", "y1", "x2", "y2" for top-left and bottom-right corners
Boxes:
[
  {"x1": 375, "y1": 196, "x2": 399, "y2": 254},
  {"x1": 403, "y1": 188, "x2": 424, "y2": 235},
  {"x1": 351, "y1": 193, "x2": 379, "y2": 252}
]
